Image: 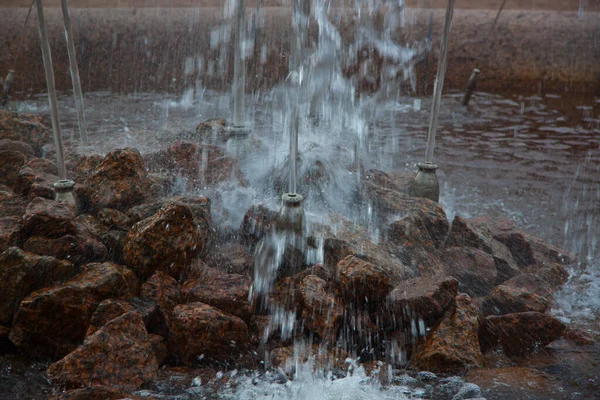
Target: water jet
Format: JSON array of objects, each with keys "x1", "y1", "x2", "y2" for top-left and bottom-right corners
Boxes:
[{"x1": 461, "y1": 68, "x2": 480, "y2": 106}]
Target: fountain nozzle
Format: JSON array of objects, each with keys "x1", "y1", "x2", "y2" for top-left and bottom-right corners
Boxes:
[
  {"x1": 409, "y1": 162, "x2": 440, "y2": 203},
  {"x1": 462, "y1": 68, "x2": 480, "y2": 106},
  {"x1": 276, "y1": 193, "x2": 306, "y2": 236},
  {"x1": 53, "y1": 179, "x2": 76, "y2": 204}
]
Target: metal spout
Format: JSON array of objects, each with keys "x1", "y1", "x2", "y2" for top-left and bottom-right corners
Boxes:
[
  {"x1": 409, "y1": 162, "x2": 440, "y2": 202},
  {"x1": 276, "y1": 193, "x2": 305, "y2": 236},
  {"x1": 53, "y1": 179, "x2": 76, "y2": 204},
  {"x1": 3, "y1": 70, "x2": 15, "y2": 93},
  {"x1": 461, "y1": 68, "x2": 480, "y2": 106}
]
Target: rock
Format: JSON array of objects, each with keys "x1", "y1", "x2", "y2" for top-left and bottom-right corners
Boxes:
[
  {"x1": 182, "y1": 269, "x2": 253, "y2": 322},
  {"x1": 85, "y1": 299, "x2": 135, "y2": 337},
  {"x1": 50, "y1": 386, "x2": 146, "y2": 400},
  {"x1": 297, "y1": 274, "x2": 344, "y2": 343},
  {"x1": 75, "y1": 214, "x2": 109, "y2": 238},
  {"x1": 196, "y1": 118, "x2": 230, "y2": 143},
  {"x1": 205, "y1": 242, "x2": 253, "y2": 274},
  {"x1": 269, "y1": 344, "x2": 346, "y2": 375},
  {"x1": 74, "y1": 154, "x2": 103, "y2": 183},
  {"x1": 413, "y1": 294, "x2": 483, "y2": 373},
  {"x1": 362, "y1": 169, "x2": 413, "y2": 195},
  {"x1": 123, "y1": 203, "x2": 201, "y2": 280},
  {"x1": 10, "y1": 262, "x2": 139, "y2": 357},
  {"x1": 148, "y1": 333, "x2": 168, "y2": 366},
  {"x1": 385, "y1": 275, "x2": 458, "y2": 328},
  {"x1": 168, "y1": 302, "x2": 249, "y2": 364},
  {"x1": 0, "y1": 247, "x2": 77, "y2": 325},
  {"x1": 431, "y1": 376, "x2": 464, "y2": 400},
  {"x1": 97, "y1": 208, "x2": 132, "y2": 231},
  {"x1": 12, "y1": 159, "x2": 60, "y2": 200},
  {"x1": 446, "y1": 216, "x2": 519, "y2": 284},
  {"x1": 0, "y1": 139, "x2": 35, "y2": 156},
  {"x1": 100, "y1": 230, "x2": 127, "y2": 264},
  {"x1": 240, "y1": 204, "x2": 277, "y2": 243},
  {"x1": 128, "y1": 297, "x2": 169, "y2": 338},
  {"x1": 466, "y1": 367, "x2": 563, "y2": 400},
  {"x1": 479, "y1": 312, "x2": 566, "y2": 356},
  {"x1": 0, "y1": 150, "x2": 29, "y2": 187},
  {"x1": 76, "y1": 148, "x2": 153, "y2": 213},
  {"x1": 0, "y1": 187, "x2": 27, "y2": 217},
  {"x1": 451, "y1": 383, "x2": 482, "y2": 400},
  {"x1": 0, "y1": 111, "x2": 50, "y2": 155},
  {"x1": 441, "y1": 247, "x2": 497, "y2": 297},
  {"x1": 140, "y1": 271, "x2": 182, "y2": 312},
  {"x1": 417, "y1": 371, "x2": 438, "y2": 382},
  {"x1": 0, "y1": 216, "x2": 23, "y2": 252},
  {"x1": 21, "y1": 197, "x2": 77, "y2": 238},
  {"x1": 521, "y1": 262, "x2": 569, "y2": 288},
  {"x1": 563, "y1": 327, "x2": 595, "y2": 346},
  {"x1": 144, "y1": 141, "x2": 247, "y2": 188},
  {"x1": 47, "y1": 311, "x2": 157, "y2": 391},
  {"x1": 336, "y1": 255, "x2": 394, "y2": 307},
  {"x1": 481, "y1": 273, "x2": 553, "y2": 316}
]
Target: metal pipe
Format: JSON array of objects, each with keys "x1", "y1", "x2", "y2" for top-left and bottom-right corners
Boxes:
[
  {"x1": 61, "y1": 0, "x2": 88, "y2": 145},
  {"x1": 35, "y1": 0, "x2": 67, "y2": 180},
  {"x1": 461, "y1": 68, "x2": 480, "y2": 106},
  {"x1": 289, "y1": 105, "x2": 299, "y2": 194},
  {"x1": 424, "y1": 0, "x2": 455, "y2": 164},
  {"x1": 232, "y1": 0, "x2": 246, "y2": 128}
]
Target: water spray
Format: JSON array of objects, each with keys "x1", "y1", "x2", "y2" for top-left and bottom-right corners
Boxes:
[
  {"x1": 229, "y1": 0, "x2": 251, "y2": 135},
  {"x1": 61, "y1": 0, "x2": 88, "y2": 146},
  {"x1": 1, "y1": 70, "x2": 14, "y2": 108},
  {"x1": 409, "y1": 0, "x2": 455, "y2": 203},
  {"x1": 35, "y1": 0, "x2": 75, "y2": 203},
  {"x1": 461, "y1": 68, "x2": 480, "y2": 106}
]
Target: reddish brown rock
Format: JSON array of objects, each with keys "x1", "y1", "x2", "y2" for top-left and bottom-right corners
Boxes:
[
  {"x1": 479, "y1": 312, "x2": 566, "y2": 356},
  {"x1": 144, "y1": 141, "x2": 247, "y2": 187},
  {"x1": 97, "y1": 208, "x2": 132, "y2": 231},
  {"x1": 21, "y1": 197, "x2": 77, "y2": 238},
  {"x1": 12, "y1": 159, "x2": 60, "y2": 200},
  {"x1": 205, "y1": 242, "x2": 253, "y2": 274},
  {"x1": 0, "y1": 187, "x2": 27, "y2": 217},
  {"x1": 0, "y1": 111, "x2": 50, "y2": 155},
  {"x1": 240, "y1": 204, "x2": 277, "y2": 243},
  {"x1": 76, "y1": 148, "x2": 152, "y2": 213},
  {"x1": 168, "y1": 302, "x2": 249, "y2": 364},
  {"x1": 141, "y1": 271, "x2": 182, "y2": 312},
  {"x1": 337, "y1": 255, "x2": 394, "y2": 307},
  {"x1": 50, "y1": 386, "x2": 149, "y2": 400},
  {"x1": 385, "y1": 275, "x2": 458, "y2": 328},
  {"x1": 413, "y1": 294, "x2": 483, "y2": 373},
  {"x1": 182, "y1": 269, "x2": 253, "y2": 321},
  {"x1": 196, "y1": 118, "x2": 230, "y2": 143},
  {"x1": 482, "y1": 273, "x2": 554, "y2": 316},
  {"x1": 297, "y1": 274, "x2": 344, "y2": 343},
  {"x1": 47, "y1": 311, "x2": 158, "y2": 391},
  {"x1": 0, "y1": 150, "x2": 29, "y2": 187},
  {"x1": 563, "y1": 327, "x2": 595, "y2": 346},
  {"x1": 74, "y1": 154, "x2": 103, "y2": 183},
  {"x1": 0, "y1": 216, "x2": 23, "y2": 252},
  {"x1": 75, "y1": 214, "x2": 109, "y2": 238},
  {"x1": 362, "y1": 169, "x2": 413, "y2": 195},
  {"x1": 85, "y1": 299, "x2": 135, "y2": 337},
  {"x1": 467, "y1": 367, "x2": 563, "y2": 400},
  {"x1": 0, "y1": 139, "x2": 35, "y2": 156},
  {"x1": 9, "y1": 262, "x2": 139, "y2": 357},
  {"x1": 128, "y1": 297, "x2": 170, "y2": 339},
  {"x1": 446, "y1": 216, "x2": 520, "y2": 284},
  {"x1": 0, "y1": 247, "x2": 77, "y2": 325},
  {"x1": 148, "y1": 333, "x2": 168, "y2": 366},
  {"x1": 441, "y1": 246, "x2": 497, "y2": 297},
  {"x1": 123, "y1": 203, "x2": 201, "y2": 280},
  {"x1": 521, "y1": 263, "x2": 569, "y2": 288},
  {"x1": 99, "y1": 230, "x2": 127, "y2": 264}
]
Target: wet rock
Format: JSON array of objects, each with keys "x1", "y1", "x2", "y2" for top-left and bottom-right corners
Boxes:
[
  {"x1": 446, "y1": 216, "x2": 519, "y2": 284},
  {"x1": 74, "y1": 154, "x2": 103, "y2": 183},
  {"x1": 297, "y1": 274, "x2": 344, "y2": 343},
  {"x1": 21, "y1": 197, "x2": 77, "y2": 238},
  {"x1": 362, "y1": 169, "x2": 413, "y2": 195},
  {"x1": 182, "y1": 269, "x2": 253, "y2": 322},
  {"x1": 0, "y1": 111, "x2": 50, "y2": 155},
  {"x1": 128, "y1": 297, "x2": 170, "y2": 339},
  {"x1": 431, "y1": 376, "x2": 464, "y2": 400},
  {"x1": 0, "y1": 216, "x2": 23, "y2": 252},
  {"x1": 10, "y1": 262, "x2": 139, "y2": 357},
  {"x1": 413, "y1": 294, "x2": 483, "y2": 373},
  {"x1": 148, "y1": 333, "x2": 168, "y2": 366},
  {"x1": 466, "y1": 367, "x2": 563, "y2": 400},
  {"x1": 47, "y1": 311, "x2": 158, "y2": 391},
  {"x1": 205, "y1": 242, "x2": 253, "y2": 274},
  {"x1": 196, "y1": 118, "x2": 229, "y2": 143},
  {"x1": 85, "y1": 299, "x2": 135, "y2": 337},
  {"x1": 0, "y1": 139, "x2": 35, "y2": 156},
  {"x1": 76, "y1": 148, "x2": 152, "y2": 213},
  {"x1": 0, "y1": 150, "x2": 29, "y2": 187},
  {"x1": 97, "y1": 208, "x2": 132, "y2": 231},
  {"x1": 0, "y1": 247, "x2": 77, "y2": 325},
  {"x1": 385, "y1": 275, "x2": 458, "y2": 328},
  {"x1": 100, "y1": 229, "x2": 127, "y2": 264},
  {"x1": 144, "y1": 141, "x2": 247, "y2": 188},
  {"x1": 168, "y1": 302, "x2": 249, "y2": 364},
  {"x1": 441, "y1": 247, "x2": 497, "y2": 297},
  {"x1": 337, "y1": 255, "x2": 395, "y2": 307},
  {"x1": 240, "y1": 204, "x2": 277, "y2": 243},
  {"x1": 75, "y1": 214, "x2": 109, "y2": 238},
  {"x1": 50, "y1": 386, "x2": 146, "y2": 400},
  {"x1": 140, "y1": 271, "x2": 182, "y2": 312},
  {"x1": 13, "y1": 159, "x2": 60, "y2": 200},
  {"x1": 468, "y1": 216, "x2": 576, "y2": 266},
  {"x1": 123, "y1": 203, "x2": 201, "y2": 280},
  {"x1": 0, "y1": 187, "x2": 27, "y2": 217},
  {"x1": 481, "y1": 273, "x2": 553, "y2": 316},
  {"x1": 452, "y1": 383, "x2": 482, "y2": 400},
  {"x1": 563, "y1": 327, "x2": 595, "y2": 346},
  {"x1": 521, "y1": 262, "x2": 569, "y2": 288},
  {"x1": 417, "y1": 371, "x2": 438, "y2": 382},
  {"x1": 269, "y1": 344, "x2": 346, "y2": 375},
  {"x1": 479, "y1": 312, "x2": 566, "y2": 356}
]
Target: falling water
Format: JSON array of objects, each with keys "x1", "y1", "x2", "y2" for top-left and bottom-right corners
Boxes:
[{"x1": 232, "y1": 0, "x2": 247, "y2": 128}]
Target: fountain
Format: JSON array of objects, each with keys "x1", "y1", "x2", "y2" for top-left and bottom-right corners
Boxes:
[{"x1": 229, "y1": 0, "x2": 251, "y2": 135}]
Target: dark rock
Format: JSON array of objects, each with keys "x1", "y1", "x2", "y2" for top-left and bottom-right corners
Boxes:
[
  {"x1": 481, "y1": 273, "x2": 554, "y2": 316},
  {"x1": 0, "y1": 187, "x2": 27, "y2": 217},
  {"x1": 413, "y1": 294, "x2": 483, "y2": 373},
  {"x1": 563, "y1": 327, "x2": 595, "y2": 346},
  {"x1": 75, "y1": 214, "x2": 109, "y2": 238},
  {"x1": 337, "y1": 255, "x2": 394, "y2": 307},
  {"x1": 9, "y1": 262, "x2": 139, "y2": 357},
  {"x1": 0, "y1": 150, "x2": 29, "y2": 187},
  {"x1": 12, "y1": 159, "x2": 59, "y2": 200},
  {"x1": 196, "y1": 118, "x2": 230, "y2": 143},
  {"x1": 148, "y1": 333, "x2": 168, "y2": 366},
  {"x1": 0, "y1": 139, "x2": 35, "y2": 156},
  {"x1": 50, "y1": 386, "x2": 147, "y2": 400},
  {"x1": 85, "y1": 299, "x2": 135, "y2": 337},
  {"x1": 297, "y1": 274, "x2": 344, "y2": 343},
  {"x1": 240, "y1": 204, "x2": 277, "y2": 243},
  {"x1": 521, "y1": 262, "x2": 569, "y2": 288},
  {"x1": 123, "y1": 203, "x2": 201, "y2": 280},
  {"x1": 205, "y1": 242, "x2": 253, "y2": 274},
  {"x1": 452, "y1": 383, "x2": 482, "y2": 400},
  {"x1": 47, "y1": 311, "x2": 157, "y2": 391},
  {"x1": 168, "y1": 302, "x2": 249, "y2": 364},
  {"x1": 362, "y1": 169, "x2": 413, "y2": 195},
  {"x1": 75, "y1": 148, "x2": 152, "y2": 213},
  {"x1": 0, "y1": 247, "x2": 77, "y2": 325},
  {"x1": 100, "y1": 229, "x2": 127, "y2": 264},
  {"x1": 385, "y1": 275, "x2": 458, "y2": 328},
  {"x1": 441, "y1": 247, "x2": 497, "y2": 297},
  {"x1": 446, "y1": 216, "x2": 519, "y2": 284},
  {"x1": 97, "y1": 208, "x2": 132, "y2": 231},
  {"x1": 0, "y1": 216, "x2": 23, "y2": 252},
  {"x1": 140, "y1": 271, "x2": 182, "y2": 312},
  {"x1": 128, "y1": 297, "x2": 169, "y2": 338},
  {"x1": 431, "y1": 376, "x2": 464, "y2": 400},
  {"x1": 74, "y1": 154, "x2": 103, "y2": 183},
  {"x1": 183, "y1": 268, "x2": 253, "y2": 322},
  {"x1": 0, "y1": 111, "x2": 50, "y2": 155},
  {"x1": 479, "y1": 312, "x2": 566, "y2": 356},
  {"x1": 21, "y1": 197, "x2": 77, "y2": 238}
]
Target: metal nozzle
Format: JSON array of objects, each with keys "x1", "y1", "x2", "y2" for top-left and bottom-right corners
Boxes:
[
  {"x1": 461, "y1": 68, "x2": 480, "y2": 107},
  {"x1": 53, "y1": 179, "x2": 76, "y2": 205}
]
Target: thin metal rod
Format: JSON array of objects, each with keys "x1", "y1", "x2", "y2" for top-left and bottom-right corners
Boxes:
[
  {"x1": 232, "y1": 0, "x2": 246, "y2": 127},
  {"x1": 35, "y1": 0, "x2": 67, "y2": 180},
  {"x1": 12, "y1": 0, "x2": 35, "y2": 70},
  {"x1": 61, "y1": 0, "x2": 88, "y2": 145},
  {"x1": 289, "y1": 105, "x2": 299, "y2": 194},
  {"x1": 490, "y1": 0, "x2": 507, "y2": 34},
  {"x1": 424, "y1": 0, "x2": 455, "y2": 164}
]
